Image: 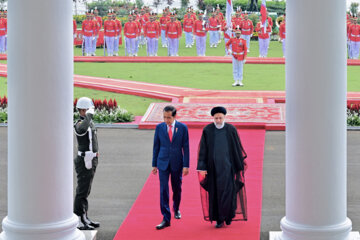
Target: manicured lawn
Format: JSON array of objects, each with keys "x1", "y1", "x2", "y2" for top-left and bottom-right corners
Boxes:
[
  {"x1": 74, "y1": 62, "x2": 360, "y2": 92},
  {"x1": 75, "y1": 37, "x2": 285, "y2": 58}
]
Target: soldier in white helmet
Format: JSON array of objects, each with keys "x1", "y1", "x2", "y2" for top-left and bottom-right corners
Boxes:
[{"x1": 73, "y1": 97, "x2": 100, "y2": 230}]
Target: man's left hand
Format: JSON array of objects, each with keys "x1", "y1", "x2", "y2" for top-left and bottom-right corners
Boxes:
[{"x1": 183, "y1": 168, "x2": 189, "y2": 176}]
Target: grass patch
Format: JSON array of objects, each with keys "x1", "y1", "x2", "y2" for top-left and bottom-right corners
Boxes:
[
  {"x1": 74, "y1": 62, "x2": 360, "y2": 92},
  {"x1": 74, "y1": 38, "x2": 284, "y2": 58}
]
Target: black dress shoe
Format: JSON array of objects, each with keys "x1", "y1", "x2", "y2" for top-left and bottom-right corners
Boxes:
[
  {"x1": 174, "y1": 211, "x2": 181, "y2": 219},
  {"x1": 77, "y1": 215, "x2": 95, "y2": 231},
  {"x1": 225, "y1": 220, "x2": 232, "y2": 225},
  {"x1": 215, "y1": 221, "x2": 224, "y2": 228},
  {"x1": 156, "y1": 220, "x2": 170, "y2": 230},
  {"x1": 87, "y1": 217, "x2": 100, "y2": 228}
]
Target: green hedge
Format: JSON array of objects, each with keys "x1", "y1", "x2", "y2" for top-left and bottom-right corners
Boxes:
[{"x1": 202, "y1": 0, "x2": 285, "y2": 15}]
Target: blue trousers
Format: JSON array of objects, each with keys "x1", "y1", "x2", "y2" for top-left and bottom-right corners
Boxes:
[
  {"x1": 126, "y1": 37, "x2": 137, "y2": 56},
  {"x1": 209, "y1": 30, "x2": 218, "y2": 46},
  {"x1": 84, "y1": 36, "x2": 93, "y2": 54},
  {"x1": 0, "y1": 36, "x2": 5, "y2": 53},
  {"x1": 232, "y1": 56, "x2": 244, "y2": 82},
  {"x1": 105, "y1": 36, "x2": 114, "y2": 56},
  {"x1": 161, "y1": 30, "x2": 167, "y2": 46},
  {"x1": 282, "y1": 39, "x2": 286, "y2": 57},
  {"x1": 168, "y1": 38, "x2": 179, "y2": 56},
  {"x1": 155, "y1": 38, "x2": 159, "y2": 54},
  {"x1": 147, "y1": 37, "x2": 157, "y2": 56},
  {"x1": 185, "y1": 32, "x2": 193, "y2": 46},
  {"x1": 241, "y1": 34, "x2": 251, "y2": 51},
  {"x1": 92, "y1": 35, "x2": 98, "y2": 53},
  {"x1": 196, "y1": 36, "x2": 206, "y2": 56},
  {"x1": 351, "y1": 41, "x2": 360, "y2": 59},
  {"x1": 114, "y1": 37, "x2": 119, "y2": 53},
  {"x1": 159, "y1": 168, "x2": 182, "y2": 222},
  {"x1": 259, "y1": 38, "x2": 269, "y2": 57}
]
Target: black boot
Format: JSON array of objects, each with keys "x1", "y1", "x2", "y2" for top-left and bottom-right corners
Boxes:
[
  {"x1": 77, "y1": 214, "x2": 95, "y2": 230},
  {"x1": 86, "y1": 213, "x2": 100, "y2": 228}
]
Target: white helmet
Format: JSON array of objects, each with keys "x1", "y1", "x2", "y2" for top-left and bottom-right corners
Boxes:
[{"x1": 76, "y1": 97, "x2": 94, "y2": 109}]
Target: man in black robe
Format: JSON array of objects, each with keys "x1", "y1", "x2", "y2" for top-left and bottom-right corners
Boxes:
[{"x1": 197, "y1": 106, "x2": 248, "y2": 228}]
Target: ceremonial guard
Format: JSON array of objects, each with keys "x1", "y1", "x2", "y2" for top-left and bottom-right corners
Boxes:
[
  {"x1": 240, "y1": 13, "x2": 253, "y2": 52},
  {"x1": 232, "y1": 8, "x2": 243, "y2": 28},
  {"x1": 208, "y1": 10, "x2": 221, "y2": 48},
  {"x1": 166, "y1": 13, "x2": 182, "y2": 56},
  {"x1": 92, "y1": 8, "x2": 102, "y2": 56},
  {"x1": 221, "y1": 19, "x2": 232, "y2": 56},
  {"x1": 154, "y1": 13, "x2": 161, "y2": 55},
  {"x1": 215, "y1": 5, "x2": 224, "y2": 44},
  {"x1": 347, "y1": 16, "x2": 353, "y2": 58},
  {"x1": 82, "y1": 11, "x2": 96, "y2": 56},
  {"x1": 349, "y1": 17, "x2": 360, "y2": 59},
  {"x1": 134, "y1": 15, "x2": 142, "y2": 55},
  {"x1": 74, "y1": 97, "x2": 100, "y2": 230},
  {"x1": 0, "y1": 10, "x2": 7, "y2": 54},
  {"x1": 73, "y1": 19, "x2": 77, "y2": 41},
  {"x1": 124, "y1": 14, "x2": 140, "y2": 56},
  {"x1": 144, "y1": 13, "x2": 160, "y2": 56},
  {"x1": 278, "y1": 15, "x2": 286, "y2": 57},
  {"x1": 113, "y1": 12, "x2": 122, "y2": 56},
  {"x1": 139, "y1": 9, "x2": 149, "y2": 46},
  {"x1": 226, "y1": 27, "x2": 247, "y2": 86},
  {"x1": 255, "y1": 17, "x2": 271, "y2": 57},
  {"x1": 160, "y1": 11, "x2": 170, "y2": 47},
  {"x1": 183, "y1": 11, "x2": 195, "y2": 48},
  {"x1": 104, "y1": 11, "x2": 117, "y2": 56},
  {"x1": 194, "y1": 12, "x2": 207, "y2": 56}
]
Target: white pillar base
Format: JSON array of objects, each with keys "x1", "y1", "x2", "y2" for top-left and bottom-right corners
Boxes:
[
  {"x1": 0, "y1": 215, "x2": 85, "y2": 240},
  {"x1": 270, "y1": 231, "x2": 360, "y2": 240},
  {"x1": 270, "y1": 217, "x2": 359, "y2": 240},
  {"x1": 82, "y1": 230, "x2": 97, "y2": 240}
]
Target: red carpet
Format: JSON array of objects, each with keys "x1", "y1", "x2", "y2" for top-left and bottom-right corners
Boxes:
[{"x1": 113, "y1": 128, "x2": 265, "y2": 240}]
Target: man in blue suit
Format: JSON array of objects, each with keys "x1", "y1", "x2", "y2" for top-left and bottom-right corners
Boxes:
[{"x1": 152, "y1": 105, "x2": 190, "y2": 230}]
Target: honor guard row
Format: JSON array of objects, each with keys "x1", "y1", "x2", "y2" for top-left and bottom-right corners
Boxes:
[
  {"x1": 0, "y1": 10, "x2": 7, "y2": 54},
  {"x1": 347, "y1": 14, "x2": 360, "y2": 59}
]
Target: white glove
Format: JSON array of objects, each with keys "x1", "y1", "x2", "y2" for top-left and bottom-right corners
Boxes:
[
  {"x1": 74, "y1": 34, "x2": 76, "y2": 38},
  {"x1": 86, "y1": 107, "x2": 95, "y2": 115},
  {"x1": 92, "y1": 36, "x2": 95, "y2": 41},
  {"x1": 5, "y1": 34, "x2": 7, "y2": 38},
  {"x1": 84, "y1": 151, "x2": 96, "y2": 169},
  {"x1": 228, "y1": 49, "x2": 232, "y2": 54},
  {"x1": 243, "y1": 59, "x2": 246, "y2": 64},
  {"x1": 115, "y1": 36, "x2": 118, "y2": 41}
]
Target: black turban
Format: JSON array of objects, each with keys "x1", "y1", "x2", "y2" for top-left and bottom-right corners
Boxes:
[{"x1": 210, "y1": 106, "x2": 227, "y2": 116}]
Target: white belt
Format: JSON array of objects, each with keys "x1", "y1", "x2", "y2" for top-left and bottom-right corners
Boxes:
[
  {"x1": 78, "y1": 151, "x2": 97, "y2": 156},
  {"x1": 351, "y1": 34, "x2": 360, "y2": 37},
  {"x1": 168, "y1": 32, "x2": 177, "y2": 34},
  {"x1": 84, "y1": 30, "x2": 93, "y2": 32},
  {"x1": 196, "y1": 30, "x2": 204, "y2": 33},
  {"x1": 210, "y1": 26, "x2": 218, "y2": 28},
  {"x1": 161, "y1": 24, "x2": 166, "y2": 26},
  {"x1": 242, "y1": 28, "x2": 250, "y2": 31},
  {"x1": 148, "y1": 31, "x2": 156, "y2": 33},
  {"x1": 233, "y1": 52, "x2": 244, "y2": 55},
  {"x1": 106, "y1": 30, "x2": 115, "y2": 32},
  {"x1": 126, "y1": 33, "x2": 136, "y2": 35},
  {"x1": 0, "y1": 28, "x2": 5, "y2": 30}
]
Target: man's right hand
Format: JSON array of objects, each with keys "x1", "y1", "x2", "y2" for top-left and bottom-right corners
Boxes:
[
  {"x1": 199, "y1": 171, "x2": 207, "y2": 178},
  {"x1": 152, "y1": 167, "x2": 158, "y2": 175}
]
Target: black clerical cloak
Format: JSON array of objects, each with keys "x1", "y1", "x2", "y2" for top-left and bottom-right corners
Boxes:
[{"x1": 197, "y1": 123, "x2": 247, "y2": 222}]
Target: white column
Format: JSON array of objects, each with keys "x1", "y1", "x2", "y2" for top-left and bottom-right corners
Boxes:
[
  {"x1": 0, "y1": 0, "x2": 84, "y2": 239},
  {"x1": 278, "y1": 0, "x2": 352, "y2": 239}
]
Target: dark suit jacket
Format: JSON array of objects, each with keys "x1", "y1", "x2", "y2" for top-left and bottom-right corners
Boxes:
[{"x1": 152, "y1": 121, "x2": 190, "y2": 171}]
